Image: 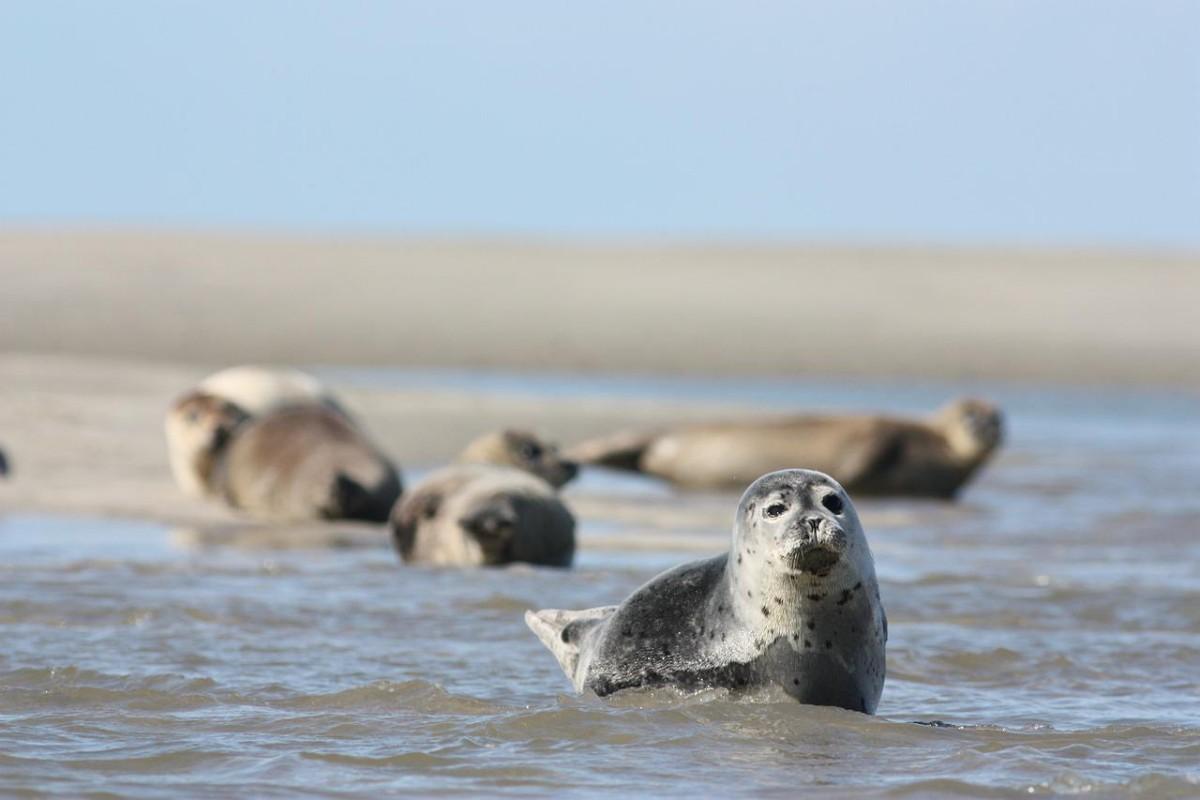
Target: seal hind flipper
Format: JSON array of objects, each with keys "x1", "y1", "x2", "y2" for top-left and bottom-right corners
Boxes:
[
  {"x1": 525, "y1": 606, "x2": 617, "y2": 690},
  {"x1": 330, "y1": 469, "x2": 402, "y2": 524},
  {"x1": 566, "y1": 429, "x2": 661, "y2": 472},
  {"x1": 834, "y1": 429, "x2": 906, "y2": 487}
]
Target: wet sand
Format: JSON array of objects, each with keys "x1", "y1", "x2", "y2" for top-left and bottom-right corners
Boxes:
[
  {"x1": 2, "y1": 229, "x2": 1197, "y2": 528},
  {"x1": 0, "y1": 353, "x2": 736, "y2": 527}
]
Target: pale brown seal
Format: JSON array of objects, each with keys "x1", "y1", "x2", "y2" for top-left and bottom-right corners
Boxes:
[
  {"x1": 567, "y1": 398, "x2": 1003, "y2": 498},
  {"x1": 390, "y1": 431, "x2": 577, "y2": 567},
  {"x1": 168, "y1": 391, "x2": 401, "y2": 522},
  {"x1": 526, "y1": 469, "x2": 886, "y2": 712},
  {"x1": 167, "y1": 366, "x2": 349, "y2": 497}
]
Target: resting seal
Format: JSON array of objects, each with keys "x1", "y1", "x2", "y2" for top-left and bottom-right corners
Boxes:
[
  {"x1": 526, "y1": 469, "x2": 886, "y2": 712},
  {"x1": 391, "y1": 431, "x2": 577, "y2": 567},
  {"x1": 167, "y1": 366, "x2": 348, "y2": 498},
  {"x1": 168, "y1": 392, "x2": 401, "y2": 522},
  {"x1": 456, "y1": 429, "x2": 578, "y2": 488},
  {"x1": 567, "y1": 398, "x2": 1003, "y2": 498}
]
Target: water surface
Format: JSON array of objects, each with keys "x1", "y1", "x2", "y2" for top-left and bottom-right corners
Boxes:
[{"x1": 2, "y1": 374, "x2": 1198, "y2": 797}]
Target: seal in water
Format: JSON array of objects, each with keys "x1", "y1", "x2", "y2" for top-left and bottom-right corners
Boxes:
[
  {"x1": 167, "y1": 366, "x2": 350, "y2": 498},
  {"x1": 525, "y1": 469, "x2": 886, "y2": 712},
  {"x1": 391, "y1": 431, "x2": 577, "y2": 567},
  {"x1": 567, "y1": 397, "x2": 1003, "y2": 498},
  {"x1": 168, "y1": 392, "x2": 401, "y2": 522}
]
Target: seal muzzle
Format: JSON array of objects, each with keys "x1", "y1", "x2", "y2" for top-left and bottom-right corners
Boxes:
[{"x1": 785, "y1": 516, "x2": 845, "y2": 575}]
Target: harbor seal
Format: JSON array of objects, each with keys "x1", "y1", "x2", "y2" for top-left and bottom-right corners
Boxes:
[
  {"x1": 525, "y1": 469, "x2": 886, "y2": 712},
  {"x1": 567, "y1": 397, "x2": 1003, "y2": 498},
  {"x1": 167, "y1": 366, "x2": 349, "y2": 497},
  {"x1": 390, "y1": 431, "x2": 577, "y2": 567},
  {"x1": 457, "y1": 429, "x2": 578, "y2": 488},
  {"x1": 169, "y1": 391, "x2": 402, "y2": 522}
]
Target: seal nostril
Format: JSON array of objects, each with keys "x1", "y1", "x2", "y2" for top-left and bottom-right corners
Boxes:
[{"x1": 806, "y1": 518, "x2": 820, "y2": 534}]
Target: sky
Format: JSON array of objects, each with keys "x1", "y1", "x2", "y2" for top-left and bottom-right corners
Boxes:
[{"x1": 1, "y1": 1, "x2": 1197, "y2": 248}]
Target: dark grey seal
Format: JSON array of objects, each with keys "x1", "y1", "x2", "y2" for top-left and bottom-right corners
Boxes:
[{"x1": 526, "y1": 469, "x2": 887, "y2": 713}]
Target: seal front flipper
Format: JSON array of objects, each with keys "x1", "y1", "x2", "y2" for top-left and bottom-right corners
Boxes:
[{"x1": 525, "y1": 606, "x2": 617, "y2": 691}]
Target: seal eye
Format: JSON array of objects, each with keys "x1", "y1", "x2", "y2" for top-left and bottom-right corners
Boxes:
[
  {"x1": 821, "y1": 494, "x2": 844, "y2": 515},
  {"x1": 764, "y1": 503, "x2": 787, "y2": 519},
  {"x1": 520, "y1": 442, "x2": 543, "y2": 461}
]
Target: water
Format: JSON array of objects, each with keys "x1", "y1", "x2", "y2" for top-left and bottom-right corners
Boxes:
[{"x1": 2, "y1": 373, "x2": 1199, "y2": 797}]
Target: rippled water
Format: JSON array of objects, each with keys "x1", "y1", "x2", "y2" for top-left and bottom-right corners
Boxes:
[{"x1": 2, "y1": 375, "x2": 1199, "y2": 797}]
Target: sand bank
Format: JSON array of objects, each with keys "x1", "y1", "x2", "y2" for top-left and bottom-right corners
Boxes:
[{"x1": 1, "y1": 230, "x2": 1196, "y2": 385}]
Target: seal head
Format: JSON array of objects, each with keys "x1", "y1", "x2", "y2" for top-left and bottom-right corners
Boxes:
[
  {"x1": 165, "y1": 391, "x2": 251, "y2": 497},
  {"x1": 933, "y1": 397, "x2": 1004, "y2": 462},
  {"x1": 457, "y1": 430, "x2": 578, "y2": 488}
]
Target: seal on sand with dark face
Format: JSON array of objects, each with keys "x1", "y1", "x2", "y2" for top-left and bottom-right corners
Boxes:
[
  {"x1": 391, "y1": 431, "x2": 577, "y2": 567},
  {"x1": 166, "y1": 366, "x2": 351, "y2": 499},
  {"x1": 168, "y1": 392, "x2": 401, "y2": 522},
  {"x1": 567, "y1": 398, "x2": 1003, "y2": 499},
  {"x1": 525, "y1": 469, "x2": 887, "y2": 713}
]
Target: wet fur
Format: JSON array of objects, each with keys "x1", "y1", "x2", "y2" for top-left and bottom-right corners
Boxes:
[{"x1": 526, "y1": 469, "x2": 887, "y2": 712}]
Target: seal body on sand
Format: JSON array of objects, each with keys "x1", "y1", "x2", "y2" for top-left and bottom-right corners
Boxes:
[
  {"x1": 391, "y1": 431, "x2": 577, "y2": 567},
  {"x1": 526, "y1": 469, "x2": 886, "y2": 712},
  {"x1": 567, "y1": 398, "x2": 1003, "y2": 498},
  {"x1": 167, "y1": 366, "x2": 349, "y2": 498},
  {"x1": 169, "y1": 392, "x2": 401, "y2": 522}
]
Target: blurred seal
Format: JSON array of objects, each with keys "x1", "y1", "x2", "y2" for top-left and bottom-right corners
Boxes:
[
  {"x1": 168, "y1": 392, "x2": 401, "y2": 522},
  {"x1": 391, "y1": 431, "x2": 577, "y2": 567},
  {"x1": 456, "y1": 429, "x2": 578, "y2": 489},
  {"x1": 568, "y1": 397, "x2": 1003, "y2": 498},
  {"x1": 166, "y1": 366, "x2": 350, "y2": 498},
  {"x1": 526, "y1": 469, "x2": 887, "y2": 713}
]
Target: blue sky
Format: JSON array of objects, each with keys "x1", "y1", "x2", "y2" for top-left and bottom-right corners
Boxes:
[{"x1": 1, "y1": 1, "x2": 1197, "y2": 248}]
